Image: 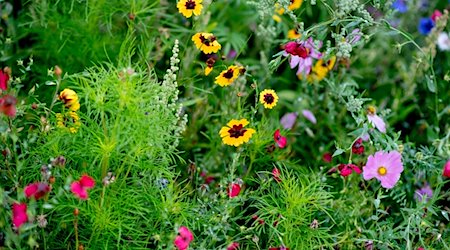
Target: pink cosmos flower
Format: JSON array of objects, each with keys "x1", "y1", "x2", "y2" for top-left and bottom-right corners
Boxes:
[
  {"x1": 272, "y1": 168, "x2": 281, "y2": 182},
  {"x1": 24, "y1": 182, "x2": 51, "y2": 200},
  {"x1": 367, "y1": 106, "x2": 386, "y2": 133},
  {"x1": 280, "y1": 112, "x2": 297, "y2": 130},
  {"x1": 442, "y1": 160, "x2": 450, "y2": 178},
  {"x1": 0, "y1": 95, "x2": 17, "y2": 117},
  {"x1": 0, "y1": 69, "x2": 10, "y2": 90},
  {"x1": 227, "y1": 242, "x2": 239, "y2": 250},
  {"x1": 302, "y1": 109, "x2": 316, "y2": 124},
  {"x1": 174, "y1": 226, "x2": 194, "y2": 250},
  {"x1": 363, "y1": 151, "x2": 403, "y2": 189},
  {"x1": 338, "y1": 163, "x2": 362, "y2": 177},
  {"x1": 12, "y1": 202, "x2": 28, "y2": 229},
  {"x1": 71, "y1": 175, "x2": 95, "y2": 200},
  {"x1": 283, "y1": 38, "x2": 322, "y2": 75},
  {"x1": 228, "y1": 182, "x2": 242, "y2": 198},
  {"x1": 274, "y1": 129, "x2": 287, "y2": 148}
]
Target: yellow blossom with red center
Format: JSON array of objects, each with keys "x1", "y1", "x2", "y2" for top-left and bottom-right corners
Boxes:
[
  {"x1": 59, "y1": 88, "x2": 80, "y2": 111},
  {"x1": 192, "y1": 33, "x2": 221, "y2": 54},
  {"x1": 177, "y1": 0, "x2": 203, "y2": 18},
  {"x1": 215, "y1": 65, "x2": 243, "y2": 87},
  {"x1": 219, "y1": 119, "x2": 256, "y2": 147},
  {"x1": 259, "y1": 89, "x2": 279, "y2": 109}
]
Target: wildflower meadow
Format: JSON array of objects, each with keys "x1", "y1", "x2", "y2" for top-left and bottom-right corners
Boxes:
[{"x1": 1, "y1": 0, "x2": 450, "y2": 249}]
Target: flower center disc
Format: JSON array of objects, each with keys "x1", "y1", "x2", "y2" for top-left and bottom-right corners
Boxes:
[
  {"x1": 228, "y1": 124, "x2": 247, "y2": 138},
  {"x1": 185, "y1": 0, "x2": 196, "y2": 9},
  {"x1": 377, "y1": 166, "x2": 387, "y2": 176},
  {"x1": 223, "y1": 69, "x2": 234, "y2": 79},
  {"x1": 264, "y1": 94, "x2": 274, "y2": 104}
]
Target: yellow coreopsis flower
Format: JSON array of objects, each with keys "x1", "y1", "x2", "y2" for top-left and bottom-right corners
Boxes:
[
  {"x1": 301, "y1": 56, "x2": 336, "y2": 83},
  {"x1": 288, "y1": 0, "x2": 303, "y2": 10},
  {"x1": 177, "y1": 0, "x2": 203, "y2": 18},
  {"x1": 215, "y1": 66, "x2": 242, "y2": 87},
  {"x1": 192, "y1": 33, "x2": 221, "y2": 54},
  {"x1": 219, "y1": 119, "x2": 256, "y2": 147},
  {"x1": 259, "y1": 89, "x2": 279, "y2": 109},
  {"x1": 287, "y1": 29, "x2": 301, "y2": 39},
  {"x1": 59, "y1": 88, "x2": 80, "y2": 111}
]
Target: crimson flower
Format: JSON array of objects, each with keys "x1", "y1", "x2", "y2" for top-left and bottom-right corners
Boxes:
[
  {"x1": 0, "y1": 69, "x2": 10, "y2": 90},
  {"x1": 272, "y1": 168, "x2": 281, "y2": 182},
  {"x1": 174, "y1": 226, "x2": 194, "y2": 250},
  {"x1": 443, "y1": 160, "x2": 450, "y2": 178},
  {"x1": 273, "y1": 129, "x2": 287, "y2": 148},
  {"x1": 322, "y1": 152, "x2": 332, "y2": 163},
  {"x1": 228, "y1": 182, "x2": 242, "y2": 198},
  {"x1": 352, "y1": 138, "x2": 365, "y2": 155},
  {"x1": 71, "y1": 175, "x2": 95, "y2": 200},
  {"x1": 0, "y1": 95, "x2": 17, "y2": 117},
  {"x1": 12, "y1": 202, "x2": 28, "y2": 229},
  {"x1": 24, "y1": 182, "x2": 51, "y2": 200},
  {"x1": 227, "y1": 242, "x2": 239, "y2": 250},
  {"x1": 338, "y1": 163, "x2": 362, "y2": 177}
]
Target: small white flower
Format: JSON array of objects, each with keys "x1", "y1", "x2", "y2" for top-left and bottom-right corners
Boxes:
[{"x1": 437, "y1": 32, "x2": 450, "y2": 51}]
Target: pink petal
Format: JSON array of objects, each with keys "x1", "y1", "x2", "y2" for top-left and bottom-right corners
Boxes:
[
  {"x1": 79, "y1": 175, "x2": 95, "y2": 189},
  {"x1": 280, "y1": 112, "x2": 297, "y2": 130},
  {"x1": 274, "y1": 129, "x2": 287, "y2": 148},
  {"x1": 24, "y1": 182, "x2": 50, "y2": 200},
  {"x1": 443, "y1": 160, "x2": 450, "y2": 178},
  {"x1": 367, "y1": 114, "x2": 386, "y2": 133},
  {"x1": 174, "y1": 236, "x2": 189, "y2": 250},
  {"x1": 227, "y1": 242, "x2": 240, "y2": 250},
  {"x1": 289, "y1": 56, "x2": 301, "y2": 69},
  {"x1": 228, "y1": 183, "x2": 241, "y2": 198},
  {"x1": 302, "y1": 109, "x2": 317, "y2": 124},
  {"x1": 71, "y1": 182, "x2": 88, "y2": 200},
  {"x1": 12, "y1": 203, "x2": 28, "y2": 228},
  {"x1": 178, "y1": 226, "x2": 194, "y2": 242}
]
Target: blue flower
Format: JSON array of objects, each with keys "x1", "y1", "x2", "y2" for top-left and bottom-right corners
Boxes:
[
  {"x1": 418, "y1": 18, "x2": 434, "y2": 35},
  {"x1": 392, "y1": 0, "x2": 408, "y2": 13}
]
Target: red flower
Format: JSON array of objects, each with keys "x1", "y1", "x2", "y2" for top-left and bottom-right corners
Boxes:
[
  {"x1": 71, "y1": 175, "x2": 95, "y2": 200},
  {"x1": 12, "y1": 202, "x2": 28, "y2": 228},
  {"x1": 0, "y1": 69, "x2": 10, "y2": 90},
  {"x1": 174, "y1": 226, "x2": 194, "y2": 250},
  {"x1": 443, "y1": 160, "x2": 450, "y2": 178},
  {"x1": 0, "y1": 95, "x2": 17, "y2": 117},
  {"x1": 269, "y1": 247, "x2": 289, "y2": 250},
  {"x1": 227, "y1": 242, "x2": 240, "y2": 250},
  {"x1": 351, "y1": 138, "x2": 364, "y2": 155},
  {"x1": 228, "y1": 182, "x2": 242, "y2": 198},
  {"x1": 272, "y1": 168, "x2": 281, "y2": 182},
  {"x1": 24, "y1": 182, "x2": 51, "y2": 200},
  {"x1": 338, "y1": 164, "x2": 362, "y2": 177},
  {"x1": 273, "y1": 129, "x2": 287, "y2": 148},
  {"x1": 323, "y1": 152, "x2": 332, "y2": 163}
]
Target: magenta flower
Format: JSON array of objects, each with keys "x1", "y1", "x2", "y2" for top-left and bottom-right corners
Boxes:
[
  {"x1": 414, "y1": 184, "x2": 433, "y2": 202},
  {"x1": 227, "y1": 242, "x2": 240, "y2": 250},
  {"x1": 443, "y1": 160, "x2": 450, "y2": 178},
  {"x1": 228, "y1": 182, "x2": 242, "y2": 198},
  {"x1": 0, "y1": 69, "x2": 10, "y2": 91},
  {"x1": 174, "y1": 226, "x2": 194, "y2": 250},
  {"x1": 12, "y1": 202, "x2": 28, "y2": 229},
  {"x1": 283, "y1": 38, "x2": 322, "y2": 75},
  {"x1": 367, "y1": 106, "x2": 386, "y2": 133},
  {"x1": 274, "y1": 129, "x2": 287, "y2": 148},
  {"x1": 363, "y1": 151, "x2": 403, "y2": 189},
  {"x1": 24, "y1": 182, "x2": 51, "y2": 200},
  {"x1": 71, "y1": 175, "x2": 95, "y2": 200},
  {"x1": 302, "y1": 109, "x2": 317, "y2": 124},
  {"x1": 338, "y1": 163, "x2": 362, "y2": 177},
  {"x1": 280, "y1": 112, "x2": 297, "y2": 130}
]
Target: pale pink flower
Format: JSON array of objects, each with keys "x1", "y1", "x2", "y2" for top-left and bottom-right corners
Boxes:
[
  {"x1": 367, "y1": 106, "x2": 386, "y2": 133},
  {"x1": 283, "y1": 38, "x2": 322, "y2": 75},
  {"x1": 302, "y1": 109, "x2": 316, "y2": 124},
  {"x1": 363, "y1": 151, "x2": 403, "y2": 189},
  {"x1": 280, "y1": 112, "x2": 297, "y2": 130}
]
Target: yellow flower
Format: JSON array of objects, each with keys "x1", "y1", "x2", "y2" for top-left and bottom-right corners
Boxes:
[
  {"x1": 205, "y1": 66, "x2": 213, "y2": 76},
  {"x1": 259, "y1": 89, "x2": 279, "y2": 109},
  {"x1": 275, "y1": 3, "x2": 285, "y2": 15},
  {"x1": 287, "y1": 29, "x2": 301, "y2": 39},
  {"x1": 192, "y1": 33, "x2": 221, "y2": 54},
  {"x1": 177, "y1": 0, "x2": 203, "y2": 18},
  {"x1": 288, "y1": 0, "x2": 303, "y2": 10},
  {"x1": 272, "y1": 14, "x2": 282, "y2": 23},
  {"x1": 219, "y1": 119, "x2": 256, "y2": 147},
  {"x1": 59, "y1": 88, "x2": 80, "y2": 111},
  {"x1": 56, "y1": 111, "x2": 81, "y2": 133},
  {"x1": 215, "y1": 66, "x2": 242, "y2": 87},
  {"x1": 301, "y1": 56, "x2": 336, "y2": 83}
]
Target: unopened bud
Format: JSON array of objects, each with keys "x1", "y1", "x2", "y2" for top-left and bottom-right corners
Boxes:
[
  {"x1": 74, "y1": 208, "x2": 79, "y2": 216},
  {"x1": 54, "y1": 65, "x2": 62, "y2": 77}
]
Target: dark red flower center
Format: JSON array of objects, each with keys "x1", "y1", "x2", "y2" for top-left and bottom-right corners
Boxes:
[
  {"x1": 185, "y1": 0, "x2": 196, "y2": 9},
  {"x1": 285, "y1": 42, "x2": 310, "y2": 58},
  {"x1": 228, "y1": 124, "x2": 247, "y2": 138},
  {"x1": 223, "y1": 69, "x2": 234, "y2": 79},
  {"x1": 199, "y1": 34, "x2": 216, "y2": 46},
  {"x1": 290, "y1": 0, "x2": 294, "y2": 3},
  {"x1": 264, "y1": 93, "x2": 275, "y2": 104}
]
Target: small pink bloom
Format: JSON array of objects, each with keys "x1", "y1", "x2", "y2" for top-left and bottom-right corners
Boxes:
[
  {"x1": 361, "y1": 133, "x2": 370, "y2": 141},
  {"x1": 227, "y1": 242, "x2": 240, "y2": 250},
  {"x1": 443, "y1": 160, "x2": 450, "y2": 178},
  {"x1": 272, "y1": 168, "x2": 281, "y2": 182},
  {"x1": 228, "y1": 182, "x2": 241, "y2": 198},
  {"x1": 302, "y1": 109, "x2": 316, "y2": 124},
  {"x1": 280, "y1": 112, "x2": 297, "y2": 130},
  {"x1": 367, "y1": 113, "x2": 386, "y2": 133},
  {"x1": 323, "y1": 152, "x2": 332, "y2": 163},
  {"x1": 71, "y1": 175, "x2": 95, "y2": 200},
  {"x1": 174, "y1": 226, "x2": 194, "y2": 250},
  {"x1": 363, "y1": 151, "x2": 403, "y2": 189},
  {"x1": 0, "y1": 95, "x2": 17, "y2": 117},
  {"x1": 0, "y1": 69, "x2": 10, "y2": 90},
  {"x1": 352, "y1": 138, "x2": 365, "y2": 155},
  {"x1": 417, "y1": 247, "x2": 425, "y2": 250},
  {"x1": 24, "y1": 182, "x2": 51, "y2": 200},
  {"x1": 273, "y1": 129, "x2": 287, "y2": 148},
  {"x1": 12, "y1": 202, "x2": 28, "y2": 229},
  {"x1": 347, "y1": 29, "x2": 362, "y2": 44},
  {"x1": 431, "y1": 10, "x2": 442, "y2": 22},
  {"x1": 283, "y1": 38, "x2": 322, "y2": 75},
  {"x1": 338, "y1": 164, "x2": 362, "y2": 177}
]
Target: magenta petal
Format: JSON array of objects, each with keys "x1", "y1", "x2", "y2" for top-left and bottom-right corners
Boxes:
[
  {"x1": 179, "y1": 226, "x2": 194, "y2": 242},
  {"x1": 174, "y1": 236, "x2": 189, "y2": 250},
  {"x1": 228, "y1": 183, "x2": 241, "y2": 198},
  {"x1": 79, "y1": 175, "x2": 95, "y2": 189},
  {"x1": 12, "y1": 203, "x2": 28, "y2": 228},
  {"x1": 71, "y1": 182, "x2": 88, "y2": 200}
]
